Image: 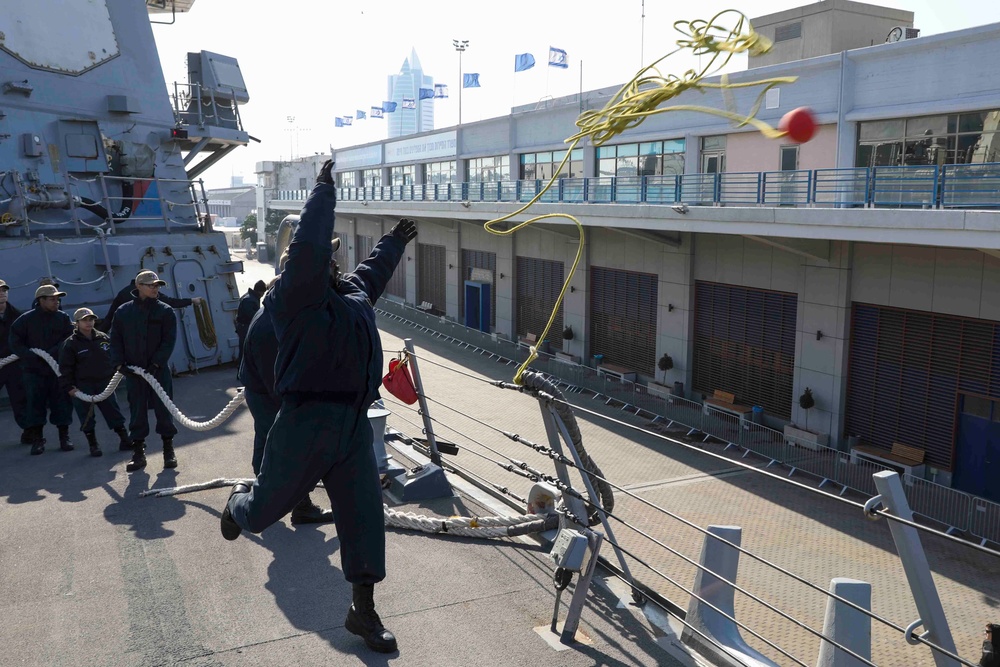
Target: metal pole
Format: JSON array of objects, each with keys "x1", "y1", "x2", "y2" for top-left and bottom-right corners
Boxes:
[
  {"x1": 870, "y1": 471, "x2": 959, "y2": 667},
  {"x1": 560, "y1": 530, "x2": 603, "y2": 644},
  {"x1": 403, "y1": 337, "x2": 442, "y2": 466}
]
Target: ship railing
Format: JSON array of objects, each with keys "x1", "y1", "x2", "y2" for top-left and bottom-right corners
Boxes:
[
  {"x1": 372, "y1": 301, "x2": 988, "y2": 666},
  {"x1": 316, "y1": 162, "x2": 1000, "y2": 209},
  {"x1": 170, "y1": 81, "x2": 245, "y2": 133}
]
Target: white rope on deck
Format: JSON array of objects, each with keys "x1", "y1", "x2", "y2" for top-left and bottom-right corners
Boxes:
[
  {"x1": 138, "y1": 477, "x2": 550, "y2": 538},
  {"x1": 0, "y1": 349, "x2": 245, "y2": 431}
]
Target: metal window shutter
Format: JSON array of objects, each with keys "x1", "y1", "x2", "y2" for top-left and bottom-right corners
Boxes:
[
  {"x1": 515, "y1": 256, "x2": 565, "y2": 350},
  {"x1": 355, "y1": 235, "x2": 373, "y2": 261},
  {"x1": 417, "y1": 243, "x2": 446, "y2": 312},
  {"x1": 693, "y1": 281, "x2": 797, "y2": 419},
  {"x1": 845, "y1": 303, "x2": 1000, "y2": 471},
  {"x1": 460, "y1": 249, "x2": 497, "y2": 328},
  {"x1": 332, "y1": 233, "x2": 348, "y2": 267},
  {"x1": 589, "y1": 266, "x2": 657, "y2": 373}
]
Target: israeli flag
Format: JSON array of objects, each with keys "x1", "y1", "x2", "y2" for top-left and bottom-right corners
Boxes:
[
  {"x1": 463, "y1": 73, "x2": 480, "y2": 88},
  {"x1": 402, "y1": 98, "x2": 416, "y2": 109},
  {"x1": 548, "y1": 46, "x2": 568, "y2": 68},
  {"x1": 335, "y1": 117, "x2": 344, "y2": 128},
  {"x1": 382, "y1": 101, "x2": 397, "y2": 113},
  {"x1": 356, "y1": 109, "x2": 366, "y2": 120},
  {"x1": 419, "y1": 87, "x2": 435, "y2": 100},
  {"x1": 514, "y1": 53, "x2": 535, "y2": 72},
  {"x1": 371, "y1": 106, "x2": 384, "y2": 118},
  {"x1": 434, "y1": 83, "x2": 449, "y2": 99},
  {"x1": 343, "y1": 116, "x2": 353, "y2": 126}
]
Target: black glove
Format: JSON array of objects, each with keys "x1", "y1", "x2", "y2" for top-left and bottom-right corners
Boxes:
[
  {"x1": 147, "y1": 363, "x2": 161, "y2": 376},
  {"x1": 316, "y1": 159, "x2": 335, "y2": 186},
  {"x1": 391, "y1": 218, "x2": 418, "y2": 244},
  {"x1": 116, "y1": 364, "x2": 136, "y2": 377}
]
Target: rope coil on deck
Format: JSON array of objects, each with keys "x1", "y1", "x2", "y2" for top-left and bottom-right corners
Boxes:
[{"x1": 0, "y1": 349, "x2": 244, "y2": 431}]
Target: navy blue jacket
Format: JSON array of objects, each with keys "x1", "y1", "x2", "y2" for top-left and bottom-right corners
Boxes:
[
  {"x1": 9, "y1": 306, "x2": 74, "y2": 375},
  {"x1": 108, "y1": 296, "x2": 177, "y2": 369},
  {"x1": 236, "y1": 290, "x2": 261, "y2": 336},
  {"x1": 237, "y1": 307, "x2": 279, "y2": 405},
  {"x1": 0, "y1": 302, "x2": 23, "y2": 358},
  {"x1": 58, "y1": 329, "x2": 115, "y2": 392},
  {"x1": 99, "y1": 281, "x2": 192, "y2": 333},
  {"x1": 265, "y1": 183, "x2": 405, "y2": 406}
]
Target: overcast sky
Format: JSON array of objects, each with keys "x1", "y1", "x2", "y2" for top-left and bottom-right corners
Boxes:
[{"x1": 151, "y1": 0, "x2": 1000, "y2": 189}]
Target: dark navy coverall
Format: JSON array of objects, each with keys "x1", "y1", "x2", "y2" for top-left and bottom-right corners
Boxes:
[
  {"x1": 98, "y1": 282, "x2": 192, "y2": 333},
  {"x1": 9, "y1": 306, "x2": 74, "y2": 428},
  {"x1": 108, "y1": 296, "x2": 178, "y2": 441},
  {"x1": 229, "y1": 182, "x2": 405, "y2": 585},
  {"x1": 0, "y1": 302, "x2": 28, "y2": 429},
  {"x1": 235, "y1": 289, "x2": 262, "y2": 366},
  {"x1": 236, "y1": 307, "x2": 279, "y2": 475},
  {"x1": 58, "y1": 329, "x2": 126, "y2": 433}
]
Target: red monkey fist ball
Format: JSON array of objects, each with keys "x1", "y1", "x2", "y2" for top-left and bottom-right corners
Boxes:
[{"x1": 779, "y1": 107, "x2": 817, "y2": 143}]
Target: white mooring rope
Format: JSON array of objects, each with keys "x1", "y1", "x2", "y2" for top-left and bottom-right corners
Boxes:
[{"x1": 0, "y1": 349, "x2": 245, "y2": 431}]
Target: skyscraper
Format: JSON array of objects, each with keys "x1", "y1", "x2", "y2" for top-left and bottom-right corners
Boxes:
[{"x1": 387, "y1": 49, "x2": 434, "y2": 138}]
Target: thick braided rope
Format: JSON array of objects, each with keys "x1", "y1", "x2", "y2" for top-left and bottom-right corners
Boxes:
[
  {"x1": 139, "y1": 478, "x2": 548, "y2": 538},
  {"x1": 0, "y1": 350, "x2": 244, "y2": 431}
]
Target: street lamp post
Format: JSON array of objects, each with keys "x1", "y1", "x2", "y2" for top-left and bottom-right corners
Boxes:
[
  {"x1": 286, "y1": 115, "x2": 296, "y2": 160},
  {"x1": 453, "y1": 39, "x2": 469, "y2": 125}
]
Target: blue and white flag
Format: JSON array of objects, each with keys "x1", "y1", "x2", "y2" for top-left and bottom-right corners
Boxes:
[
  {"x1": 514, "y1": 53, "x2": 535, "y2": 72},
  {"x1": 342, "y1": 116, "x2": 353, "y2": 126},
  {"x1": 382, "y1": 101, "x2": 397, "y2": 113},
  {"x1": 548, "y1": 46, "x2": 568, "y2": 68},
  {"x1": 434, "y1": 83, "x2": 449, "y2": 99},
  {"x1": 335, "y1": 117, "x2": 344, "y2": 128},
  {"x1": 371, "y1": 106, "x2": 384, "y2": 118},
  {"x1": 356, "y1": 109, "x2": 366, "y2": 120},
  {"x1": 463, "y1": 73, "x2": 480, "y2": 88},
  {"x1": 419, "y1": 87, "x2": 435, "y2": 100},
  {"x1": 402, "y1": 98, "x2": 416, "y2": 109}
]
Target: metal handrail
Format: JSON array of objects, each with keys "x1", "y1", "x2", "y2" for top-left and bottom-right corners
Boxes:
[{"x1": 302, "y1": 163, "x2": 1000, "y2": 210}]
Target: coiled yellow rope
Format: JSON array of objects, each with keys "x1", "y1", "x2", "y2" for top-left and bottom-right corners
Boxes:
[{"x1": 485, "y1": 10, "x2": 797, "y2": 384}]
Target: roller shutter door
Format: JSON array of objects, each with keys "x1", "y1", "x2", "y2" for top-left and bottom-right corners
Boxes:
[
  {"x1": 515, "y1": 256, "x2": 564, "y2": 350},
  {"x1": 417, "y1": 243, "x2": 446, "y2": 312},
  {"x1": 693, "y1": 281, "x2": 797, "y2": 419},
  {"x1": 846, "y1": 303, "x2": 1000, "y2": 471},
  {"x1": 589, "y1": 266, "x2": 657, "y2": 373},
  {"x1": 460, "y1": 249, "x2": 497, "y2": 328}
]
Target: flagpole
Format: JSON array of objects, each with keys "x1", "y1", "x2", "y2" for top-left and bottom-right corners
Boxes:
[
  {"x1": 453, "y1": 39, "x2": 469, "y2": 126},
  {"x1": 640, "y1": 0, "x2": 646, "y2": 69}
]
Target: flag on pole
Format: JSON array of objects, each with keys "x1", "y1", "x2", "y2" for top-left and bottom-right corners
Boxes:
[
  {"x1": 548, "y1": 46, "x2": 568, "y2": 68},
  {"x1": 382, "y1": 101, "x2": 397, "y2": 113},
  {"x1": 342, "y1": 116, "x2": 353, "y2": 126},
  {"x1": 402, "y1": 98, "x2": 416, "y2": 109},
  {"x1": 335, "y1": 117, "x2": 344, "y2": 127},
  {"x1": 356, "y1": 109, "x2": 366, "y2": 120},
  {"x1": 371, "y1": 106, "x2": 384, "y2": 118},
  {"x1": 514, "y1": 53, "x2": 535, "y2": 72},
  {"x1": 463, "y1": 73, "x2": 480, "y2": 88},
  {"x1": 419, "y1": 87, "x2": 435, "y2": 100},
  {"x1": 434, "y1": 83, "x2": 449, "y2": 98}
]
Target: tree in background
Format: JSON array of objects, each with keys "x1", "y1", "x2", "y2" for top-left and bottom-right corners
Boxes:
[{"x1": 240, "y1": 213, "x2": 258, "y2": 244}]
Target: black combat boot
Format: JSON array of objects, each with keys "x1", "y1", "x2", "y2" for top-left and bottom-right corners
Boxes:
[
  {"x1": 20, "y1": 429, "x2": 31, "y2": 445},
  {"x1": 345, "y1": 583, "x2": 397, "y2": 653},
  {"x1": 126, "y1": 440, "x2": 146, "y2": 472},
  {"x1": 290, "y1": 494, "x2": 334, "y2": 524},
  {"x1": 115, "y1": 426, "x2": 131, "y2": 451},
  {"x1": 85, "y1": 431, "x2": 102, "y2": 458},
  {"x1": 58, "y1": 425, "x2": 74, "y2": 452},
  {"x1": 28, "y1": 426, "x2": 45, "y2": 456},
  {"x1": 162, "y1": 437, "x2": 177, "y2": 469},
  {"x1": 220, "y1": 482, "x2": 250, "y2": 541}
]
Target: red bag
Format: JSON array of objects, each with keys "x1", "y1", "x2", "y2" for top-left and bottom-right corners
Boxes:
[{"x1": 382, "y1": 355, "x2": 418, "y2": 404}]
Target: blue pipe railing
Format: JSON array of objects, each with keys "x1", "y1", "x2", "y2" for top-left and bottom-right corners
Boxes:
[{"x1": 272, "y1": 163, "x2": 1000, "y2": 210}]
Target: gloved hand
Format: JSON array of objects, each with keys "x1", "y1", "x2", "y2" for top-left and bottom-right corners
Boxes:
[
  {"x1": 316, "y1": 159, "x2": 335, "y2": 186},
  {"x1": 390, "y1": 218, "x2": 418, "y2": 244},
  {"x1": 116, "y1": 364, "x2": 136, "y2": 377},
  {"x1": 147, "y1": 363, "x2": 161, "y2": 376}
]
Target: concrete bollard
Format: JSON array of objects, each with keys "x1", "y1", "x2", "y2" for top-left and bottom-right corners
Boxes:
[
  {"x1": 682, "y1": 525, "x2": 779, "y2": 667},
  {"x1": 816, "y1": 578, "x2": 872, "y2": 667}
]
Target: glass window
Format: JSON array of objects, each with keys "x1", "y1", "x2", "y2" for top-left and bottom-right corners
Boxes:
[
  {"x1": 858, "y1": 109, "x2": 1000, "y2": 166},
  {"x1": 467, "y1": 155, "x2": 509, "y2": 182},
  {"x1": 905, "y1": 115, "x2": 948, "y2": 138},
  {"x1": 424, "y1": 160, "x2": 456, "y2": 185},
  {"x1": 362, "y1": 168, "x2": 381, "y2": 188},
  {"x1": 594, "y1": 142, "x2": 684, "y2": 177},
  {"x1": 702, "y1": 135, "x2": 727, "y2": 152},
  {"x1": 519, "y1": 150, "x2": 580, "y2": 179},
  {"x1": 338, "y1": 171, "x2": 358, "y2": 188},
  {"x1": 390, "y1": 165, "x2": 414, "y2": 186},
  {"x1": 859, "y1": 120, "x2": 905, "y2": 142}
]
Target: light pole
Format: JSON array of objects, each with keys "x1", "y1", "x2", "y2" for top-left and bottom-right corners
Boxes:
[
  {"x1": 453, "y1": 39, "x2": 469, "y2": 125},
  {"x1": 286, "y1": 115, "x2": 295, "y2": 160}
]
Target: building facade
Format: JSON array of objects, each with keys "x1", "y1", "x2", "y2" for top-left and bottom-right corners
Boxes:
[{"x1": 387, "y1": 49, "x2": 435, "y2": 139}]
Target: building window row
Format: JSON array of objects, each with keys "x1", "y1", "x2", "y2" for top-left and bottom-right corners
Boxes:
[
  {"x1": 857, "y1": 110, "x2": 1000, "y2": 168},
  {"x1": 520, "y1": 148, "x2": 584, "y2": 180},
  {"x1": 468, "y1": 155, "x2": 510, "y2": 182},
  {"x1": 338, "y1": 171, "x2": 357, "y2": 188},
  {"x1": 598, "y1": 140, "x2": 686, "y2": 178},
  {"x1": 390, "y1": 164, "x2": 415, "y2": 187},
  {"x1": 424, "y1": 160, "x2": 456, "y2": 185},
  {"x1": 362, "y1": 168, "x2": 381, "y2": 189}
]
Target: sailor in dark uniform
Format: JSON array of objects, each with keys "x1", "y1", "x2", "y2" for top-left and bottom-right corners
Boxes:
[
  {"x1": 9, "y1": 284, "x2": 75, "y2": 454},
  {"x1": 0, "y1": 278, "x2": 30, "y2": 444},
  {"x1": 98, "y1": 277, "x2": 196, "y2": 333},
  {"x1": 235, "y1": 280, "x2": 266, "y2": 366},
  {"x1": 220, "y1": 159, "x2": 415, "y2": 654},
  {"x1": 237, "y1": 281, "x2": 333, "y2": 524},
  {"x1": 58, "y1": 307, "x2": 131, "y2": 457}
]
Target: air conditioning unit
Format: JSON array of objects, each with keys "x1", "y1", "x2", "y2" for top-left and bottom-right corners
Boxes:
[{"x1": 886, "y1": 26, "x2": 921, "y2": 43}]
